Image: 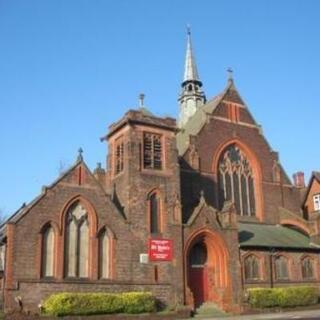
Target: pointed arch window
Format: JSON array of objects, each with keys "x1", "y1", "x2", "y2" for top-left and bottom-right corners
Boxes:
[
  {"x1": 99, "y1": 228, "x2": 111, "y2": 279},
  {"x1": 244, "y1": 254, "x2": 260, "y2": 281},
  {"x1": 275, "y1": 255, "x2": 289, "y2": 280},
  {"x1": 42, "y1": 225, "x2": 55, "y2": 278},
  {"x1": 149, "y1": 192, "x2": 161, "y2": 234},
  {"x1": 218, "y1": 144, "x2": 256, "y2": 216},
  {"x1": 65, "y1": 203, "x2": 89, "y2": 278},
  {"x1": 301, "y1": 256, "x2": 314, "y2": 280}
]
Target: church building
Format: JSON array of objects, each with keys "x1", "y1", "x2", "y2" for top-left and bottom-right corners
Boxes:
[{"x1": 1, "y1": 30, "x2": 320, "y2": 314}]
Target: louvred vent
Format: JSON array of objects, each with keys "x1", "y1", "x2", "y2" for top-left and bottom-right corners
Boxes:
[{"x1": 143, "y1": 133, "x2": 162, "y2": 170}]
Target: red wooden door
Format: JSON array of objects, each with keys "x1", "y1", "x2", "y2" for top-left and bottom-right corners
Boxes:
[{"x1": 188, "y1": 265, "x2": 208, "y2": 308}]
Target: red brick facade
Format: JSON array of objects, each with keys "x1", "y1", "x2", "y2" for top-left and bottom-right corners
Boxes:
[{"x1": 1, "y1": 80, "x2": 320, "y2": 315}]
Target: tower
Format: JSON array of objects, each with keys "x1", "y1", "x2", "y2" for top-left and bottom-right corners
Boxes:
[
  {"x1": 103, "y1": 105, "x2": 184, "y2": 303},
  {"x1": 178, "y1": 28, "x2": 206, "y2": 127}
]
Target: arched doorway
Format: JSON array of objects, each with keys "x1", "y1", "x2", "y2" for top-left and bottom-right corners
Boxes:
[
  {"x1": 188, "y1": 240, "x2": 208, "y2": 307},
  {"x1": 186, "y1": 229, "x2": 231, "y2": 310}
]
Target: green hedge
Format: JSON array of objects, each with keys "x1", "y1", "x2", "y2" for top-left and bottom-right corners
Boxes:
[
  {"x1": 43, "y1": 292, "x2": 156, "y2": 316},
  {"x1": 248, "y1": 287, "x2": 319, "y2": 309}
]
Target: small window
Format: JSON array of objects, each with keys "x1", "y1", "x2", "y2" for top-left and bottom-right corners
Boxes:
[
  {"x1": 189, "y1": 242, "x2": 207, "y2": 267},
  {"x1": 115, "y1": 138, "x2": 124, "y2": 175},
  {"x1": 302, "y1": 257, "x2": 314, "y2": 279},
  {"x1": 275, "y1": 256, "x2": 289, "y2": 280},
  {"x1": 149, "y1": 193, "x2": 160, "y2": 234},
  {"x1": 99, "y1": 229, "x2": 110, "y2": 279},
  {"x1": 313, "y1": 194, "x2": 320, "y2": 211},
  {"x1": 42, "y1": 226, "x2": 55, "y2": 278},
  {"x1": 143, "y1": 133, "x2": 162, "y2": 170},
  {"x1": 244, "y1": 255, "x2": 260, "y2": 281}
]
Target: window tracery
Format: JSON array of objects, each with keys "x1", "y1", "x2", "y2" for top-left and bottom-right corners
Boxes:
[
  {"x1": 218, "y1": 144, "x2": 256, "y2": 216},
  {"x1": 65, "y1": 203, "x2": 89, "y2": 278},
  {"x1": 275, "y1": 255, "x2": 289, "y2": 280},
  {"x1": 244, "y1": 254, "x2": 260, "y2": 281},
  {"x1": 301, "y1": 256, "x2": 314, "y2": 279}
]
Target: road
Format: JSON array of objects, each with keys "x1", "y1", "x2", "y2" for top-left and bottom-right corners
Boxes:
[{"x1": 194, "y1": 309, "x2": 320, "y2": 320}]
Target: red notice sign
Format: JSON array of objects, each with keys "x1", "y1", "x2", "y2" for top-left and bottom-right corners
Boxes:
[{"x1": 148, "y1": 239, "x2": 173, "y2": 261}]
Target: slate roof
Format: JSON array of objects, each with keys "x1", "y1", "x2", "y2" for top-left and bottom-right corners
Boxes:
[
  {"x1": 313, "y1": 171, "x2": 320, "y2": 182},
  {"x1": 176, "y1": 94, "x2": 221, "y2": 156},
  {"x1": 176, "y1": 80, "x2": 250, "y2": 156},
  {"x1": 302, "y1": 171, "x2": 320, "y2": 206},
  {"x1": 238, "y1": 222, "x2": 319, "y2": 250},
  {"x1": 0, "y1": 158, "x2": 116, "y2": 242}
]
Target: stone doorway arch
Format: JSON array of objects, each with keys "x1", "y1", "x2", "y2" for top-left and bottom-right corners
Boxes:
[{"x1": 185, "y1": 229, "x2": 231, "y2": 310}]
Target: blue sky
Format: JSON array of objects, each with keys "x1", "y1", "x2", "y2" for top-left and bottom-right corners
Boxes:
[{"x1": 0, "y1": 0, "x2": 319, "y2": 216}]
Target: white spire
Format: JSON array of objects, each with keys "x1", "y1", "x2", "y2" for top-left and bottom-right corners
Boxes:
[
  {"x1": 178, "y1": 27, "x2": 206, "y2": 128},
  {"x1": 183, "y1": 27, "x2": 200, "y2": 83}
]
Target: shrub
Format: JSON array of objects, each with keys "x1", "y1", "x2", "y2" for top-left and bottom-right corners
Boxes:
[
  {"x1": 248, "y1": 288, "x2": 279, "y2": 308},
  {"x1": 122, "y1": 292, "x2": 156, "y2": 314},
  {"x1": 43, "y1": 291, "x2": 156, "y2": 316},
  {"x1": 277, "y1": 287, "x2": 318, "y2": 307},
  {"x1": 248, "y1": 287, "x2": 319, "y2": 309}
]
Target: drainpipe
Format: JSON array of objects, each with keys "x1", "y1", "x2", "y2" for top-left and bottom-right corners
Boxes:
[
  {"x1": 239, "y1": 246, "x2": 244, "y2": 291},
  {"x1": 182, "y1": 223, "x2": 186, "y2": 305},
  {"x1": 280, "y1": 173, "x2": 285, "y2": 208},
  {"x1": 269, "y1": 248, "x2": 275, "y2": 288},
  {"x1": 1, "y1": 241, "x2": 6, "y2": 313}
]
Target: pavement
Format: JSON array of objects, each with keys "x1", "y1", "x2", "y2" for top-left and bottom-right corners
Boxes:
[{"x1": 193, "y1": 309, "x2": 320, "y2": 320}]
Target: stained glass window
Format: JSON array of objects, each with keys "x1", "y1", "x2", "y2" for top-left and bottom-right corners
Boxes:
[
  {"x1": 65, "y1": 203, "x2": 89, "y2": 278},
  {"x1": 275, "y1": 256, "x2": 289, "y2": 280},
  {"x1": 218, "y1": 144, "x2": 256, "y2": 216},
  {"x1": 244, "y1": 255, "x2": 260, "y2": 280},
  {"x1": 301, "y1": 257, "x2": 314, "y2": 279}
]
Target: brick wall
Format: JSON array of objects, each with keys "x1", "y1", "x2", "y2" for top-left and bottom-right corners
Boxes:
[
  {"x1": 5, "y1": 281, "x2": 173, "y2": 313},
  {"x1": 240, "y1": 249, "x2": 320, "y2": 290},
  {"x1": 181, "y1": 101, "x2": 301, "y2": 224}
]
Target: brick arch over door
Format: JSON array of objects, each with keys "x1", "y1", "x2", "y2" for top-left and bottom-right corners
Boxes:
[
  {"x1": 212, "y1": 139, "x2": 264, "y2": 221},
  {"x1": 185, "y1": 228, "x2": 232, "y2": 311}
]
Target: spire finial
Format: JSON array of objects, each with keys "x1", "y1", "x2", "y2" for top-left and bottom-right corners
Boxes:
[
  {"x1": 77, "y1": 147, "x2": 83, "y2": 161},
  {"x1": 187, "y1": 24, "x2": 191, "y2": 35},
  {"x1": 227, "y1": 67, "x2": 233, "y2": 83},
  {"x1": 139, "y1": 93, "x2": 145, "y2": 108}
]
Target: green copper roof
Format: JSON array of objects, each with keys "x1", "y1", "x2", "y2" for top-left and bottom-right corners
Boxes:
[{"x1": 238, "y1": 223, "x2": 319, "y2": 249}]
